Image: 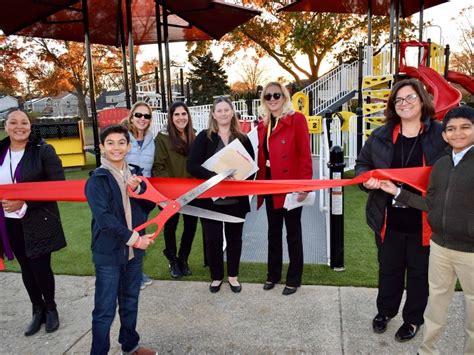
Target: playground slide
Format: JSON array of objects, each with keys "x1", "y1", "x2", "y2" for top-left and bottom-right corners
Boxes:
[
  {"x1": 447, "y1": 70, "x2": 474, "y2": 95},
  {"x1": 405, "y1": 65, "x2": 462, "y2": 120}
]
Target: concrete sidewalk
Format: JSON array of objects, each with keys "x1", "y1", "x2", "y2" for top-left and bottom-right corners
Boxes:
[{"x1": 0, "y1": 273, "x2": 466, "y2": 354}]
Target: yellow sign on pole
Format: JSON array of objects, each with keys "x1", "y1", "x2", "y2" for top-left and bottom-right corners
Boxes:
[{"x1": 307, "y1": 116, "x2": 322, "y2": 134}]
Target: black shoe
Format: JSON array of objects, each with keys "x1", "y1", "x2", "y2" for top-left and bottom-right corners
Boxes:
[
  {"x1": 24, "y1": 304, "x2": 45, "y2": 336},
  {"x1": 263, "y1": 281, "x2": 275, "y2": 290},
  {"x1": 372, "y1": 314, "x2": 391, "y2": 333},
  {"x1": 229, "y1": 282, "x2": 242, "y2": 293},
  {"x1": 169, "y1": 260, "x2": 183, "y2": 278},
  {"x1": 209, "y1": 281, "x2": 223, "y2": 293},
  {"x1": 45, "y1": 308, "x2": 59, "y2": 333},
  {"x1": 282, "y1": 286, "x2": 297, "y2": 295},
  {"x1": 178, "y1": 259, "x2": 192, "y2": 276},
  {"x1": 395, "y1": 323, "x2": 420, "y2": 342}
]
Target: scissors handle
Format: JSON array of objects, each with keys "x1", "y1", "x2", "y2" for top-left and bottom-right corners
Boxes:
[
  {"x1": 134, "y1": 201, "x2": 182, "y2": 240},
  {"x1": 127, "y1": 177, "x2": 168, "y2": 204}
]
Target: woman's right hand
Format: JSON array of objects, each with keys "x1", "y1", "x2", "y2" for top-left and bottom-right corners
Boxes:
[
  {"x1": 379, "y1": 181, "x2": 398, "y2": 196},
  {"x1": 362, "y1": 177, "x2": 381, "y2": 190}
]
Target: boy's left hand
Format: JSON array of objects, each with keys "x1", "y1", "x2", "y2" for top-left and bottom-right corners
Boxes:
[{"x1": 127, "y1": 174, "x2": 142, "y2": 192}]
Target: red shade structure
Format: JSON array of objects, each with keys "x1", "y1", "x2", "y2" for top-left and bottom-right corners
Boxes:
[
  {"x1": 278, "y1": 0, "x2": 448, "y2": 17},
  {"x1": 0, "y1": 0, "x2": 261, "y2": 166}
]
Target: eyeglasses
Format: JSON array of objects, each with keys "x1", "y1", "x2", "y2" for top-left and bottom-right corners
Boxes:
[
  {"x1": 263, "y1": 92, "x2": 282, "y2": 101},
  {"x1": 394, "y1": 94, "x2": 418, "y2": 106},
  {"x1": 133, "y1": 112, "x2": 152, "y2": 120}
]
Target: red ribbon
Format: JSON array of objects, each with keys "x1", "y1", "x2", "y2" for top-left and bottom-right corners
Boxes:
[
  {"x1": 0, "y1": 166, "x2": 432, "y2": 271},
  {"x1": 0, "y1": 167, "x2": 431, "y2": 202}
]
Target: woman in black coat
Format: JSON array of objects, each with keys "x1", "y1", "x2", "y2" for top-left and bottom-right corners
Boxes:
[
  {"x1": 187, "y1": 97, "x2": 254, "y2": 294},
  {"x1": 355, "y1": 79, "x2": 446, "y2": 342},
  {"x1": 0, "y1": 110, "x2": 66, "y2": 336}
]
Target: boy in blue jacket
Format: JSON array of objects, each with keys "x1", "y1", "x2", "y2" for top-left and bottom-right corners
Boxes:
[
  {"x1": 85, "y1": 125, "x2": 156, "y2": 355},
  {"x1": 381, "y1": 106, "x2": 474, "y2": 354}
]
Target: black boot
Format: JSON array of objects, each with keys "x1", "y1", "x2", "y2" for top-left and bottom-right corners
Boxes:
[
  {"x1": 169, "y1": 259, "x2": 182, "y2": 278},
  {"x1": 44, "y1": 304, "x2": 59, "y2": 333},
  {"x1": 24, "y1": 304, "x2": 45, "y2": 336},
  {"x1": 178, "y1": 259, "x2": 192, "y2": 276}
]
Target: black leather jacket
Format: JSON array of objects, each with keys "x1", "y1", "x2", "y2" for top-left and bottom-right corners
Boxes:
[{"x1": 355, "y1": 117, "x2": 446, "y2": 244}]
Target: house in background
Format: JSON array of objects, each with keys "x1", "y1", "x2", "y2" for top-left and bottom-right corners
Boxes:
[
  {"x1": 24, "y1": 97, "x2": 54, "y2": 116},
  {"x1": 96, "y1": 90, "x2": 126, "y2": 110},
  {"x1": 25, "y1": 92, "x2": 91, "y2": 117},
  {"x1": 0, "y1": 94, "x2": 19, "y2": 118}
]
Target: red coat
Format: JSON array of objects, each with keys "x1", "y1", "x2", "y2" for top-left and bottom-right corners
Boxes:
[{"x1": 256, "y1": 111, "x2": 313, "y2": 209}]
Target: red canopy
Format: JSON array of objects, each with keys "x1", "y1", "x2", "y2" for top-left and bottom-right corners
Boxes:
[
  {"x1": 279, "y1": 0, "x2": 448, "y2": 17},
  {"x1": 1, "y1": 0, "x2": 260, "y2": 46}
]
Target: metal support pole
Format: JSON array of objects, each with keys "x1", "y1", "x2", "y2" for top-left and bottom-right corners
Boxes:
[
  {"x1": 394, "y1": 0, "x2": 401, "y2": 78},
  {"x1": 389, "y1": 0, "x2": 395, "y2": 73},
  {"x1": 118, "y1": 1, "x2": 131, "y2": 109},
  {"x1": 155, "y1": 2, "x2": 167, "y2": 111},
  {"x1": 426, "y1": 38, "x2": 431, "y2": 68},
  {"x1": 162, "y1": 0, "x2": 173, "y2": 107},
  {"x1": 328, "y1": 146, "x2": 345, "y2": 270},
  {"x1": 126, "y1": 0, "x2": 137, "y2": 103},
  {"x1": 418, "y1": 0, "x2": 425, "y2": 63},
  {"x1": 180, "y1": 68, "x2": 184, "y2": 100},
  {"x1": 82, "y1": 0, "x2": 100, "y2": 167},
  {"x1": 356, "y1": 107, "x2": 364, "y2": 155},
  {"x1": 357, "y1": 43, "x2": 364, "y2": 109},
  {"x1": 444, "y1": 44, "x2": 450, "y2": 79},
  {"x1": 324, "y1": 110, "x2": 333, "y2": 149},
  {"x1": 367, "y1": 0, "x2": 372, "y2": 46}
]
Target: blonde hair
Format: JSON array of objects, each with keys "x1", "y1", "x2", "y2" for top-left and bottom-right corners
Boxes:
[
  {"x1": 258, "y1": 81, "x2": 294, "y2": 126},
  {"x1": 206, "y1": 96, "x2": 244, "y2": 140},
  {"x1": 122, "y1": 101, "x2": 152, "y2": 138}
]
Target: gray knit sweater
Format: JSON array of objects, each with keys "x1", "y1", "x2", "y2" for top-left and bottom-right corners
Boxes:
[{"x1": 396, "y1": 147, "x2": 474, "y2": 253}]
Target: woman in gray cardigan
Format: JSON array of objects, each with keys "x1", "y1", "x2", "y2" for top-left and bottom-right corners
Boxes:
[{"x1": 123, "y1": 101, "x2": 155, "y2": 289}]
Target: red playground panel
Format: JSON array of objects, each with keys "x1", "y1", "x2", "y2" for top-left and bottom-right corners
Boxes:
[{"x1": 98, "y1": 108, "x2": 129, "y2": 129}]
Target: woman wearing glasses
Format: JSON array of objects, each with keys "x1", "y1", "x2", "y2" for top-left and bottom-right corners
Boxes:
[
  {"x1": 123, "y1": 101, "x2": 155, "y2": 290},
  {"x1": 355, "y1": 79, "x2": 446, "y2": 342},
  {"x1": 256, "y1": 82, "x2": 312, "y2": 296},
  {"x1": 187, "y1": 96, "x2": 254, "y2": 294},
  {"x1": 153, "y1": 102, "x2": 197, "y2": 279}
]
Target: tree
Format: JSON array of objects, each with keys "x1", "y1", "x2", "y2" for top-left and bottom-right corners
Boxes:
[
  {"x1": 449, "y1": 6, "x2": 473, "y2": 76},
  {"x1": 0, "y1": 35, "x2": 23, "y2": 95},
  {"x1": 236, "y1": 57, "x2": 268, "y2": 93},
  {"x1": 190, "y1": 1, "x2": 414, "y2": 85},
  {"x1": 188, "y1": 52, "x2": 230, "y2": 105},
  {"x1": 1, "y1": 36, "x2": 125, "y2": 120}
]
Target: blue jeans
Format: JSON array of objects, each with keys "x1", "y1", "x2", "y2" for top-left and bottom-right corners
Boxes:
[{"x1": 90, "y1": 256, "x2": 143, "y2": 355}]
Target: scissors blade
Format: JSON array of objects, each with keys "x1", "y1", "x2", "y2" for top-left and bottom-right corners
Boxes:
[
  {"x1": 175, "y1": 168, "x2": 236, "y2": 206},
  {"x1": 180, "y1": 205, "x2": 244, "y2": 223}
]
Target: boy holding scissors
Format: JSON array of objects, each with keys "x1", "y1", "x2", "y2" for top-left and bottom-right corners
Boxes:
[{"x1": 85, "y1": 124, "x2": 156, "y2": 355}]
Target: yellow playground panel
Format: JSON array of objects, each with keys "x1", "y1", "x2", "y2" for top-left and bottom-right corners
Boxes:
[{"x1": 35, "y1": 120, "x2": 87, "y2": 168}]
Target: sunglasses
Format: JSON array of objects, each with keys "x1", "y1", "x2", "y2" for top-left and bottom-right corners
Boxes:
[
  {"x1": 133, "y1": 112, "x2": 152, "y2": 120},
  {"x1": 263, "y1": 92, "x2": 282, "y2": 101},
  {"x1": 394, "y1": 94, "x2": 418, "y2": 106}
]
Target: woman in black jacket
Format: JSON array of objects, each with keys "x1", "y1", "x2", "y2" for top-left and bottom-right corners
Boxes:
[
  {"x1": 0, "y1": 110, "x2": 66, "y2": 336},
  {"x1": 355, "y1": 79, "x2": 446, "y2": 342},
  {"x1": 187, "y1": 97, "x2": 254, "y2": 294}
]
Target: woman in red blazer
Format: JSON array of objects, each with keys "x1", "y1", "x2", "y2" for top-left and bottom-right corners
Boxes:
[{"x1": 256, "y1": 82, "x2": 313, "y2": 295}]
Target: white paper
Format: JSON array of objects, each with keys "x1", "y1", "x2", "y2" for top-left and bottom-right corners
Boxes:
[
  {"x1": 202, "y1": 138, "x2": 258, "y2": 181},
  {"x1": 283, "y1": 191, "x2": 316, "y2": 211}
]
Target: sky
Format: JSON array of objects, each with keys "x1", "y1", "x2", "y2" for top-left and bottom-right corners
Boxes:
[{"x1": 138, "y1": 0, "x2": 472, "y2": 85}]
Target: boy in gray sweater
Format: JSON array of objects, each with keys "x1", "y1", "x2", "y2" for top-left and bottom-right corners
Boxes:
[{"x1": 381, "y1": 106, "x2": 474, "y2": 354}]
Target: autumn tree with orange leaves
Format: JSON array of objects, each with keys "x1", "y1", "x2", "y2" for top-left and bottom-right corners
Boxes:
[
  {"x1": 0, "y1": 36, "x2": 124, "y2": 120},
  {"x1": 0, "y1": 36, "x2": 23, "y2": 95}
]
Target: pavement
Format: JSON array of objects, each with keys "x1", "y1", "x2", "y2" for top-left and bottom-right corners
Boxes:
[{"x1": 0, "y1": 273, "x2": 467, "y2": 354}]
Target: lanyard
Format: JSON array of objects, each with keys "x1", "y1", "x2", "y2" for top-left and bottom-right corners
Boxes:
[
  {"x1": 9, "y1": 149, "x2": 16, "y2": 183},
  {"x1": 400, "y1": 126, "x2": 421, "y2": 168}
]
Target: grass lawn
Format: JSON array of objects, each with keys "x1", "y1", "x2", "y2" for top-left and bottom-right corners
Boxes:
[{"x1": 3, "y1": 151, "x2": 378, "y2": 287}]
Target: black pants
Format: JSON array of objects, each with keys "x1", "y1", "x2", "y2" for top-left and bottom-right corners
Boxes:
[
  {"x1": 201, "y1": 218, "x2": 243, "y2": 281},
  {"x1": 377, "y1": 228, "x2": 429, "y2": 325},
  {"x1": 264, "y1": 196, "x2": 303, "y2": 288},
  {"x1": 6, "y1": 218, "x2": 56, "y2": 307},
  {"x1": 163, "y1": 213, "x2": 198, "y2": 262}
]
